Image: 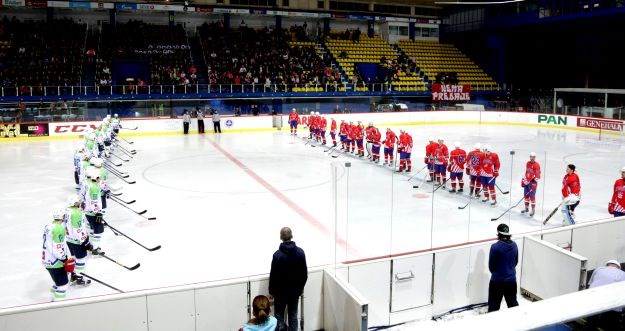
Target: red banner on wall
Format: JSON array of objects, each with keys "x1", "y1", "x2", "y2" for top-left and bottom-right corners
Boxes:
[
  {"x1": 577, "y1": 117, "x2": 623, "y2": 132},
  {"x1": 431, "y1": 84, "x2": 471, "y2": 101}
]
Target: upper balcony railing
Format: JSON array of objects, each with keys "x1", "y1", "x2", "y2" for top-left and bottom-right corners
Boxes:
[{"x1": 0, "y1": 82, "x2": 502, "y2": 99}]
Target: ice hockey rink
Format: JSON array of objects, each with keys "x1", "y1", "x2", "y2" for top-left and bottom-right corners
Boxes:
[{"x1": 0, "y1": 121, "x2": 622, "y2": 309}]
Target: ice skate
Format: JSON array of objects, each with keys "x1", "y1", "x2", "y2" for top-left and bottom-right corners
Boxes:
[
  {"x1": 71, "y1": 273, "x2": 91, "y2": 286},
  {"x1": 521, "y1": 207, "x2": 529, "y2": 214},
  {"x1": 491, "y1": 200, "x2": 497, "y2": 206},
  {"x1": 529, "y1": 209, "x2": 535, "y2": 217},
  {"x1": 458, "y1": 188, "x2": 463, "y2": 193},
  {"x1": 449, "y1": 188, "x2": 456, "y2": 193},
  {"x1": 482, "y1": 197, "x2": 489, "y2": 203}
]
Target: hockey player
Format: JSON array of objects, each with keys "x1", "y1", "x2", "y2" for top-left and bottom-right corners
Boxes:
[
  {"x1": 81, "y1": 168, "x2": 106, "y2": 254},
  {"x1": 467, "y1": 143, "x2": 484, "y2": 198},
  {"x1": 433, "y1": 139, "x2": 449, "y2": 186},
  {"x1": 111, "y1": 113, "x2": 121, "y2": 134},
  {"x1": 65, "y1": 195, "x2": 93, "y2": 286},
  {"x1": 329, "y1": 118, "x2": 338, "y2": 147},
  {"x1": 319, "y1": 114, "x2": 327, "y2": 145},
  {"x1": 73, "y1": 146, "x2": 85, "y2": 189},
  {"x1": 339, "y1": 120, "x2": 348, "y2": 150},
  {"x1": 355, "y1": 121, "x2": 365, "y2": 157},
  {"x1": 382, "y1": 128, "x2": 397, "y2": 166},
  {"x1": 370, "y1": 124, "x2": 382, "y2": 163},
  {"x1": 346, "y1": 121, "x2": 356, "y2": 153},
  {"x1": 609, "y1": 167, "x2": 625, "y2": 217},
  {"x1": 397, "y1": 130, "x2": 413, "y2": 172},
  {"x1": 308, "y1": 111, "x2": 314, "y2": 139},
  {"x1": 365, "y1": 122, "x2": 376, "y2": 158},
  {"x1": 90, "y1": 157, "x2": 110, "y2": 209},
  {"x1": 425, "y1": 137, "x2": 437, "y2": 182},
  {"x1": 521, "y1": 152, "x2": 541, "y2": 216},
  {"x1": 448, "y1": 142, "x2": 467, "y2": 193},
  {"x1": 42, "y1": 208, "x2": 75, "y2": 301},
  {"x1": 288, "y1": 108, "x2": 299, "y2": 135},
  {"x1": 480, "y1": 144, "x2": 500, "y2": 205},
  {"x1": 561, "y1": 164, "x2": 581, "y2": 225}
]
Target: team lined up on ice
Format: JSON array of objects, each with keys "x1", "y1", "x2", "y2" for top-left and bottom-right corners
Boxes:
[
  {"x1": 42, "y1": 114, "x2": 121, "y2": 301},
  {"x1": 288, "y1": 109, "x2": 625, "y2": 224}
]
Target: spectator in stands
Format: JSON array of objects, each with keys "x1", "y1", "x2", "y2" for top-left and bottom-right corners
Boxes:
[
  {"x1": 16, "y1": 99, "x2": 25, "y2": 123},
  {"x1": 488, "y1": 223, "x2": 519, "y2": 312},
  {"x1": 585, "y1": 260, "x2": 625, "y2": 330},
  {"x1": 269, "y1": 227, "x2": 308, "y2": 331},
  {"x1": 239, "y1": 295, "x2": 277, "y2": 331}
]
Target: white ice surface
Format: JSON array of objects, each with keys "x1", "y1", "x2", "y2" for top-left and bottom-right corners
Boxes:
[{"x1": 0, "y1": 123, "x2": 622, "y2": 308}]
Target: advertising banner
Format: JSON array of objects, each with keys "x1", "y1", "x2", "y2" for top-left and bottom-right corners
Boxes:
[
  {"x1": 431, "y1": 84, "x2": 471, "y2": 101},
  {"x1": 20, "y1": 123, "x2": 49, "y2": 136},
  {"x1": 577, "y1": 117, "x2": 623, "y2": 132},
  {"x1": 49, "y1": 121, "x2": 100, "y2": 137}
]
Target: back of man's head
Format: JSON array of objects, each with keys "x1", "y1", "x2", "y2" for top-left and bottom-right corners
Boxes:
[{"x1": 280, "y1": 227, "x2": 293, "y2": 242}]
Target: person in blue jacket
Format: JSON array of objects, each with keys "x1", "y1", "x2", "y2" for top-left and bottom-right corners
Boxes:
[
  {"x1": 269, "y1": 227, "x2": 308, "y2": 331},
  {"x1": 488, "y1": 223, "x2": 519, "y2": 312}
]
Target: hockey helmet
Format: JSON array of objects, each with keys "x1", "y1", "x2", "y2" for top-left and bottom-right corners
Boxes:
[
  {"x1": 474, "y1": 143, "x2": 481, "y2": 150},
  {"x1": 529, "y1": 152, "x2": 536, "y2": 157},
  {"x1": 316, "y1": 112, "x2": 320, "y2": 116},
  {"x1": 483, "y1": 144, "x2": 491, "y2": 152},
  {"x1": 114, "y1": 113, "x2": 119, "y2": 118},
  {"x1": 67, "y1": 194, "x2": 80, "y2": 207},
  {"x1": 292, "y1": 108, "x2": 296, "y2": 112},
  {"x1": 52, "y1": 208, "x2": 66, "y2": 221},
  {"x1": 606, "y1": 260, "x2": 621, "y2": 269},
  {"x1": 369, "y1": 122, "x2": 373, "y2": 126},
  {"x1": 621, "y1": 166, "x2": 625, "y2": 173},
  {"x1": 497, "y1": 223, "x2": 510, "y2": 236},
  {"x1": 454, "y1": 141, "x2": 461, "y2": 148},
  {"x1": 428, "y1": 137, "x2": 435, "y2": 142},
  {"x1": 310, "y1": 111, "x2": 314, "y2": 115}
]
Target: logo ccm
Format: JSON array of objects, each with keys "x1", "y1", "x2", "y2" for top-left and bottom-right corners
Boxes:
[{"x1": 54, "y1": 124, "x2": 98, "y2": 133}]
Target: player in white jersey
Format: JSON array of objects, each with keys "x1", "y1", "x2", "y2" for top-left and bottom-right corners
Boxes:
[
  {"x1": 73, "y1": 146, "x2": 85, "y2": 189},
  {"x1": 65, "y1": 195, "x2": 92, "y2": 286},
  {"x1": 90, "y1": 157, "x2": 110, "y2": 209},
  {"x1": 81, "y1": 168, "x2": 106, "y2": 254},
  {"x1": 42, "y1": 208, "x2": 75, "y2": 301}
]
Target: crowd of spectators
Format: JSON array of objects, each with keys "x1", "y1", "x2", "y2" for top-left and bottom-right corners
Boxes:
[
  {"x1": 96, "y1": 21, "x2": 193, "y2": 87},
  {"x1": 199, "y1": 22, "x2": 335, "y2": 90},
  {"x1": 0, "y1": 17, "x2": 86, "y2": 92}
]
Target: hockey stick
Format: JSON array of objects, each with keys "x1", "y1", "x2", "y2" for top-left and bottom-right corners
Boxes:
[
  {"x1": 407, "y1": 164, "x2": 428, "y2": 182},
  {"x1": 109, "y1": 194, "x2": 136, "y2": 205},
  {"x1": 103, "y1": 221, "x2": 161, "y2": 251},
  {"x1": 105, "y1": 159, "x2": 122, "y2": 167},
  {"x1": 324, "y1": 144, "x2": 338, "y2": 153},
  {"x1": 118, "y1": 144, "x2": 137, "y2": 155},
  {"x1": 117, "y1": 147, "x2": 135, "y2": 158},
  {"x1": 490, "y1": 196, "x2": 527, "y2": 222},
  {"x1": 98, "y1": 251, "x2": 140, "y2": 271},
  {"x1": 121, "y1": 126, "x2": 138, "y2": 131},
  {"x1": 496, "y1": 183, "x2": 510, "y2": 195},
  {"x1": 432, "y1": 179, "x2": 449, "y2": 193},
  {"x1": 458, "y1": 196, "x2": 474, "y2": 210},
  {"x1": 111, "y1": 152, "x2": 130, "y2": 162},
  {"x1": 119, "y1": 136, "x2": 134, "y2": 145},
  {"x1": 109, "y1": 191, "x2": 123, "y2": 197},
  {"x1": 104, "y1": 164, "x2": 128, "y2": 176},
  {"x1": 110, "y1": 197, "x2": 154, "y2": 219},
  {"x1": 104, "y1": 165, "x2": 130, "y2": 179},
  {"x1": 79, "y1": 272, "x2": 124, "y2": 293},
  {"x1": 543, "y1": 202, "x2": 564, "y2": 225}
]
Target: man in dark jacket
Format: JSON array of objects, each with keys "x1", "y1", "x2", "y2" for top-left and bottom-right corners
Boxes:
[
  {"x1": 488, "y1": 223, "x2": 519, "y2": 312},
  {"x1": 269, "y1": 227, "x2": 308, "y2": 331}
]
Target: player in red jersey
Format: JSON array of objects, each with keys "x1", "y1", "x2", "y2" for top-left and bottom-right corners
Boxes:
[
  {"x1": 355, "y1": 121, "x2": 365, "y2": 157},
  {"x1": 397, "y1": 130, "x2": 413, "y2": 172},
  {"x1": 480, "y1": 144, "x2": 500, "y2": 205},
  {"x1": 347, "y1": 121, "x2": 357, "y2": 153},
  {"x1": 448, "y1": 142, "x2": 467, "y2": 193},
  {"x1": 339, "y1": 120, "x2": 348, "y2": 150},
  {"x1": 288, "y1": 108, "x2": 299, "y2": 135},
  {"x1": 307, "y1": 111, "x2": 314, "y2": 139},
  {"x1": 433, "y1": 139, "x2": 449, "y2": 186},
  {"x1": 319, "y1": 114, "x2": 327, "y2": 145},
  {"x1": 467, "y1": 143, "x2": 484, "y2": 198},
  {"x1": 521, "y1": 152, "x2": 541, "y2": 216},
  {"x1": 329, "y1": 118, "x2": 338, "y2": 147},
  {"x1": 425, "y1": 137, "x2": 437, "y2": 182},
  {"x1": 561, "y1": 164, "x2": 581, "y2": 225},
  {"x1": 382, "y1": 128, "x2": 397, "y2": 166},
  {"x1": 609, "y1": 167, "x2": 625, "y2": 217},
  {"x1": 369, "y1": 124, "x2": 382, "y2": 163}
]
